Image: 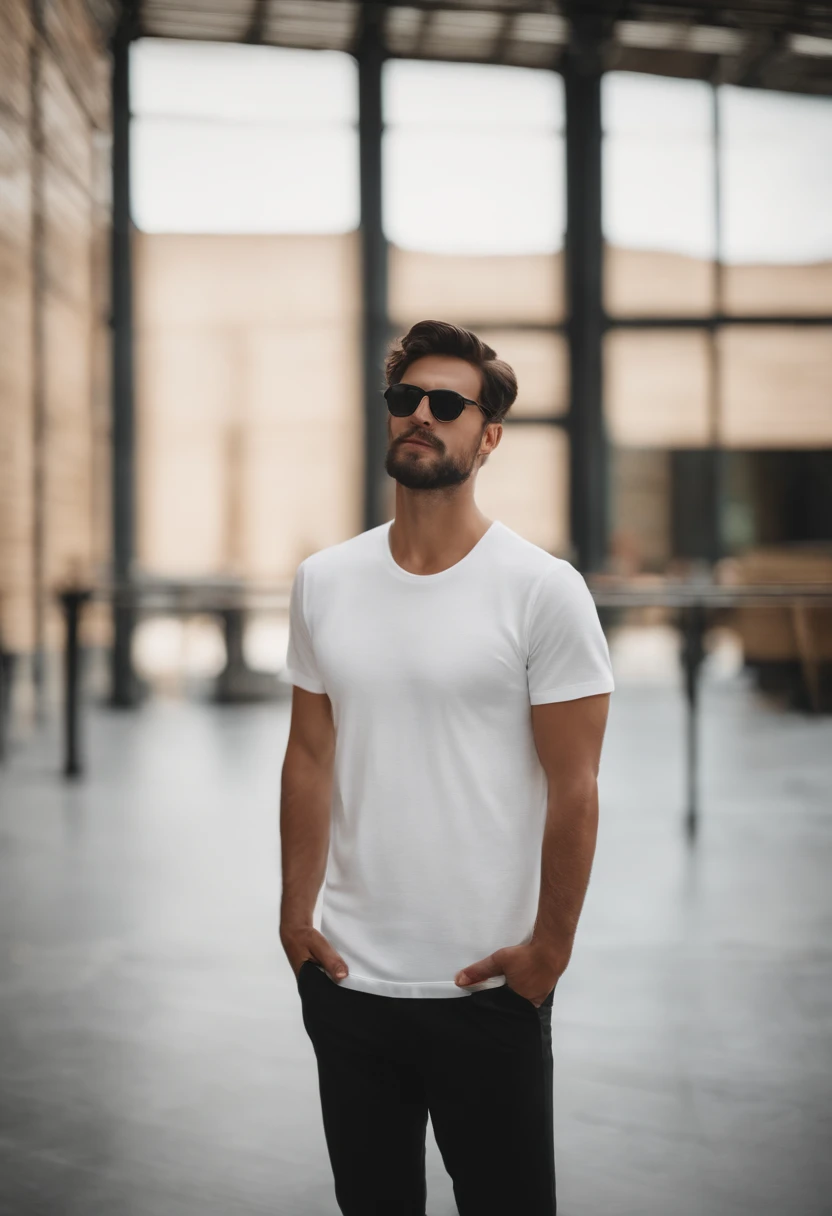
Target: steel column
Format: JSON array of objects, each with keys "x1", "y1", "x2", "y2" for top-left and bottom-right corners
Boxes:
[
  {"x1": 357, "y1": 4, "x2": 390, "y2": 531},
  {"x1": 110, "y1": 5, "x2": 138, "y2": 705},
  {"x1": 563, "y1": 18, "x2": 608, "y2": 573}
]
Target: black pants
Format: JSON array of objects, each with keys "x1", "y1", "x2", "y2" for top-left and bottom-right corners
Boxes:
[{"x1": 297, "y1": 960, "x2": 557, "y2": 1216}]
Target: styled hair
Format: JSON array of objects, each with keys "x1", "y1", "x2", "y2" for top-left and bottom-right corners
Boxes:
[{"x1": 384, "y1": 320, "x2": 517, "y2": 424}]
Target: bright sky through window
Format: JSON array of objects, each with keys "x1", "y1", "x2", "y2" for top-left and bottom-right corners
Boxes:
[
  {"x1": 131, "y1": 41, "x2": 832, "y2": 263},
  {"x1": 383, "y1": 60, "x2": 564, "y2": 255},
  {"x1": 131, "y1": 40, "x2": 359, "y2": 233}
]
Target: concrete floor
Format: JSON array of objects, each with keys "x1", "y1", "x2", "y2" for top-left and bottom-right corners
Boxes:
[{"x1": 1, "y1": 661, "x2": 831, "y2": 1216}]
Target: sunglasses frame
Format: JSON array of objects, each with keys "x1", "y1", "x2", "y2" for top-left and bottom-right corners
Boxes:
[{"x1": 384, "y1": 382, "x2": 487, "y2": 423}]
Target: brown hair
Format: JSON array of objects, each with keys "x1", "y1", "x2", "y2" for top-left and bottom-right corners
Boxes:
[{"x1": 384, "y1": 320, "x2": 517, "y2": 424}]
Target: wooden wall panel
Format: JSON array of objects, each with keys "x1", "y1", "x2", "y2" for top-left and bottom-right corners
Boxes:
[
  {"x1": 0, "y1": 0, "x2": 110, "y2": 662},
  {"x1": 0, "y1": 0, "x2": 31, "y2": 122},
  {"x1": 43, "y1": 0, "x2": 110, "y2": 128},
  {"x1": 0, "y1": 98, "x2": 35, "y2": 649},
  {"x1": 135, "y1": 232, "x2": 363, "y2": 580}
]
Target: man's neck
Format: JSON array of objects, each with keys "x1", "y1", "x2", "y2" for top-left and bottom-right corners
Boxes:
[{"x1": 388, "y1": 491, "x2": 493, "y2": 576}]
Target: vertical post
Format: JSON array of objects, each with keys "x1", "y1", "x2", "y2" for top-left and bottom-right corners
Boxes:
[
  {"x1": 357, "y1": 3, "x2": 390, "y2": 532},
  {"x1": 680, "y1": 603, "x2": 706, "y2": 843},
  {"x1": 110, "y1": 3, "x2": 138, "y2": 705},
  {"x1": 29, "y1": 0, "x2": 47, "y2": 718},
  {"x1": 563, "y1": 17, "x2": 608, "y2": 573},
  {"x1": 706, "y1": 80, "x2": 725, "y2": 566},
  {"x1": 61, "y1": 589, "x2": 92, "y2": 779},
  {"x1": 0, "y1": 631, "x2": 7, "y2": 764}
]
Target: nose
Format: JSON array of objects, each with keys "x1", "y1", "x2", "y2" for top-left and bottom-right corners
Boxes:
[{"x1": 412, "y1": 394, "x2": 434, "y2": 424}]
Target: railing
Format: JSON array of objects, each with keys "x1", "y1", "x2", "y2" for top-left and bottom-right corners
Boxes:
[{"x1": 40, "y1": 579, "x2": 832, "y2": 846}]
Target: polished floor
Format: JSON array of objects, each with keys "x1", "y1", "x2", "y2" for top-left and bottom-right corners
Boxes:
[{"x1": 1, "y1": 652, "x2": 831, "y2": 1215}]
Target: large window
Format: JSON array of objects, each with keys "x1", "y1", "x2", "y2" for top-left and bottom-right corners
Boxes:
[
  {"x1": 132, "y1": 40, "x2": 358, "y2": 233},
  {"x1": 721, "y1": 86, "x2": 832, "y2": 315},
  {"x1": 603, "y1": 73, "x2": 715, "y2": 317},
  {"x1": 383, "y1": 59, "x2": 563, "y2": 258},
  {"x1": 384, "y1": 60, "x2": 568, "y2": 552},
  {"x1": 603, "y1": 73, "x2": 832, "y2": 568},
  {"x1": 131, "y1": 41, "x2": 361, "y2": 582}
]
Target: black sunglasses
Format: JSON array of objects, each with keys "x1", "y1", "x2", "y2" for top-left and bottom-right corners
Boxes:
[{"x1": 384, "y1": 382, "x2": 485, "y2": 423}]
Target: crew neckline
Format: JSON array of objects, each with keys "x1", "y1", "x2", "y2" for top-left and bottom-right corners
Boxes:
[{"x1": 383, "y1": 519, "x2": 502, "y2": 584}]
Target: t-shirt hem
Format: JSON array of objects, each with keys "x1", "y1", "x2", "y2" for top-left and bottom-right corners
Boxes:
[
  {"x1": 323, "y1": 970, "x2": 508, "y2": 999},
  {"x1": 529, "y1": 676, "x2": 615, "y2": 705},
  {"x1": 280, "y1": 666, "x2": 326, "y2": 694}
]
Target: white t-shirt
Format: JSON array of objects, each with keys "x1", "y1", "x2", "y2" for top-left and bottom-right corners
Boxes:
[{"x1": 283, "y1": 519, "x2": 615, "y2": 999}]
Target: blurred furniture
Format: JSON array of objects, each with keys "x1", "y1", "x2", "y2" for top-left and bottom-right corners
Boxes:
[
  {"x1": 54, "y1": 577, "x2": 832, "y2": 847},
  {"x1": 717, "y1": 546, "x2": 832, "y2": 714},
  {"x1": 56, "y1": 578, "x2": 291, "y2": 779},
  {"x1": 115, "y1": 574, "x2": 290, "y2": 705},
  {"x1": 591, "y1": 576, "x2": 832, "y2": 844}
]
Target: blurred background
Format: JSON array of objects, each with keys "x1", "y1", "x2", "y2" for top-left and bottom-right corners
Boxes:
[{"x1": 1, "y1": 2, "x2": 831, "y2": 1215}]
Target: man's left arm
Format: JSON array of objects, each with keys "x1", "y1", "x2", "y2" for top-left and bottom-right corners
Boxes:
[
  {"x1": 454, "y1": 692, "x2": 611, "y2": 1005},
  {"x1": 527, "y1": 692, "x2": 611, "y2": 978}
]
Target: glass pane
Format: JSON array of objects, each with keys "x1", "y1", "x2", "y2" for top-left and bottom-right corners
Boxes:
[
  {"x1": 720, "y1": 327, "x2": 832, "y2": 448},
  {"x1": 132, "y1": 39, "x2": 358, "y2": 122},
  {"x1": 389, "y1": 248, "x2": 563, "y2": 326},
  {"x1": 605, "y1": 330, "x2": 711, "y2": 447},
  {"x1": 384, "y1": 58, "x2": 564, "y2": 129},
  {"x1": 383, "y1": 60, "x2": 564, "y2": 256},
  {"x1": 609, "y1": 448, "x2": 672, "y2": 573},
  {"x1": 131, "y1": 41, "x2": 358, "y2": 233},
  {"x1": 136, "y1": 232, "x2": 362, "y2": 580},
  {"x1": 603, "y1": 73, "x2": 715, "y2": 316},
  {"x1": 476, "y1": 330, "x2": 567, "y2": 417},
  {"x1": 475, "y1": 425, "x2": 568, "y2": 555},
  {"x1": 720, "y1": 87, "x2": 832, "y2": 315}
]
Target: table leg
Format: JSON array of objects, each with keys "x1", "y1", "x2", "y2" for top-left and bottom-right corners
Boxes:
[{"x1": 680, "y1": 604, "x2": 706, "y2": 843}]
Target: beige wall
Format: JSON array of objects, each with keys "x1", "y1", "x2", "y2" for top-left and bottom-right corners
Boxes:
[
  {"x1": 134, "y1": 232, "x2": 364, "y2": 581},
  {"x1": 135, "y1": 238, "x2": 574, "y2": 569},
  {"x1": 0, "y1": 0, "x2": 111, "y2": 654},
  {"x1": 135, "y1": 238, "x2": 831, "y2": 578}
]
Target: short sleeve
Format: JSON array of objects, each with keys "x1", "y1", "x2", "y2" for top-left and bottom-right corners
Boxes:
[
  {"x1": 281, "y1": 560, "x2": 327, "y2": 694},
  {"x1": 526, "y1": 563, "x2": 615, "y2": 705}
]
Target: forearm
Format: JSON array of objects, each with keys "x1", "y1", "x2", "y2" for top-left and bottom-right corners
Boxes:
[
  {"x1": 279, "y1": 743, "x2": 333, "y2": 933},
  {"x1": 530, "y1": 776, "x2": 599, "y2": 966}
]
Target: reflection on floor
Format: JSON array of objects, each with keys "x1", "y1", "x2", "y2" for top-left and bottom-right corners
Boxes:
[{"x1": 1, "y1": 667, "x2": 830, "y2": 1216}]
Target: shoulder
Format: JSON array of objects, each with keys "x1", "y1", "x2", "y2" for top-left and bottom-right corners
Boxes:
[
  {"x1": 297, "y1": 524, "x2": 387, "y2": 585},
  {"x1": 489, "y1": 526, "x2": 596, "y2": 639},
  {"x1": 490, "y1": 522, "x2": 584, "y2": 594}
]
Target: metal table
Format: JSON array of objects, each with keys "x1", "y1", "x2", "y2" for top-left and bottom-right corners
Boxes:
[
  {"x1": 55, "y1": 579, "x2": 832, "y2": 845},
  {"x1": 588, "y1": 579, "x2": 832, "y2": 841}
]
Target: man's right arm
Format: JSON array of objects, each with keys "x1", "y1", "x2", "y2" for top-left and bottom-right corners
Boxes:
[{"x1": 279, "y1": 686, "x2": 349, "y2": 981}]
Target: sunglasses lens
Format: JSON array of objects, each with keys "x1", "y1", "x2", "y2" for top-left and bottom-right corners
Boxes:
[
  {"x1": 428, "y1": 391, "x2": 464, "y2": 422},
  {"x1": 385, "y1": 384, "x2": 421, "y2": 417}
]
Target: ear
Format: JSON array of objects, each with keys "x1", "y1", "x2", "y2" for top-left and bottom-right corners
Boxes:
[{"x1": 481, "y1": 421, "x2": 503, "y2": 455}]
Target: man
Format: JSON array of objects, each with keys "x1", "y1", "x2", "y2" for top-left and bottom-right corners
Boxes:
[{"x1": 280, "y1": 320, "x2": 614, "y2": 1215}]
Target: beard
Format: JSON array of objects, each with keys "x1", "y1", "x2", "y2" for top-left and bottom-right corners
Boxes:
[{"x1": 385, "y1": 428, "x2": 482, "y2": 491}]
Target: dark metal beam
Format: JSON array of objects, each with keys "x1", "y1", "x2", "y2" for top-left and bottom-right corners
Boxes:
[
  {"x1": 29, "y1": 0, "x2": 47, "y2": 717},
  {"x1": 563, "y1": 14, "x2": 609, "y2": 574},
  {"x1": 244, "y1": 0, "x2": 269, "y2": 44},
  {"x1": 706, "y1": 77, "x2": 725, "y2": 566},
  {"x1": 607, "y1": 314, "x2": 832, "y2": 328},
  {"x1": 491, "y1": 11, "x2": 517, "y2": 64},
  {"x1": 502, "y1": 415, "x2": 569, "y2": 427},
  {"x1": 110, "y1": 1, "x2": 139, "y2": 706},
  {"x1": 416, "y1": 7, "x2": 435, "y2": 57},
  {"x1": 357, "y1": 3, "x2": 391, "y2": 531}
]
